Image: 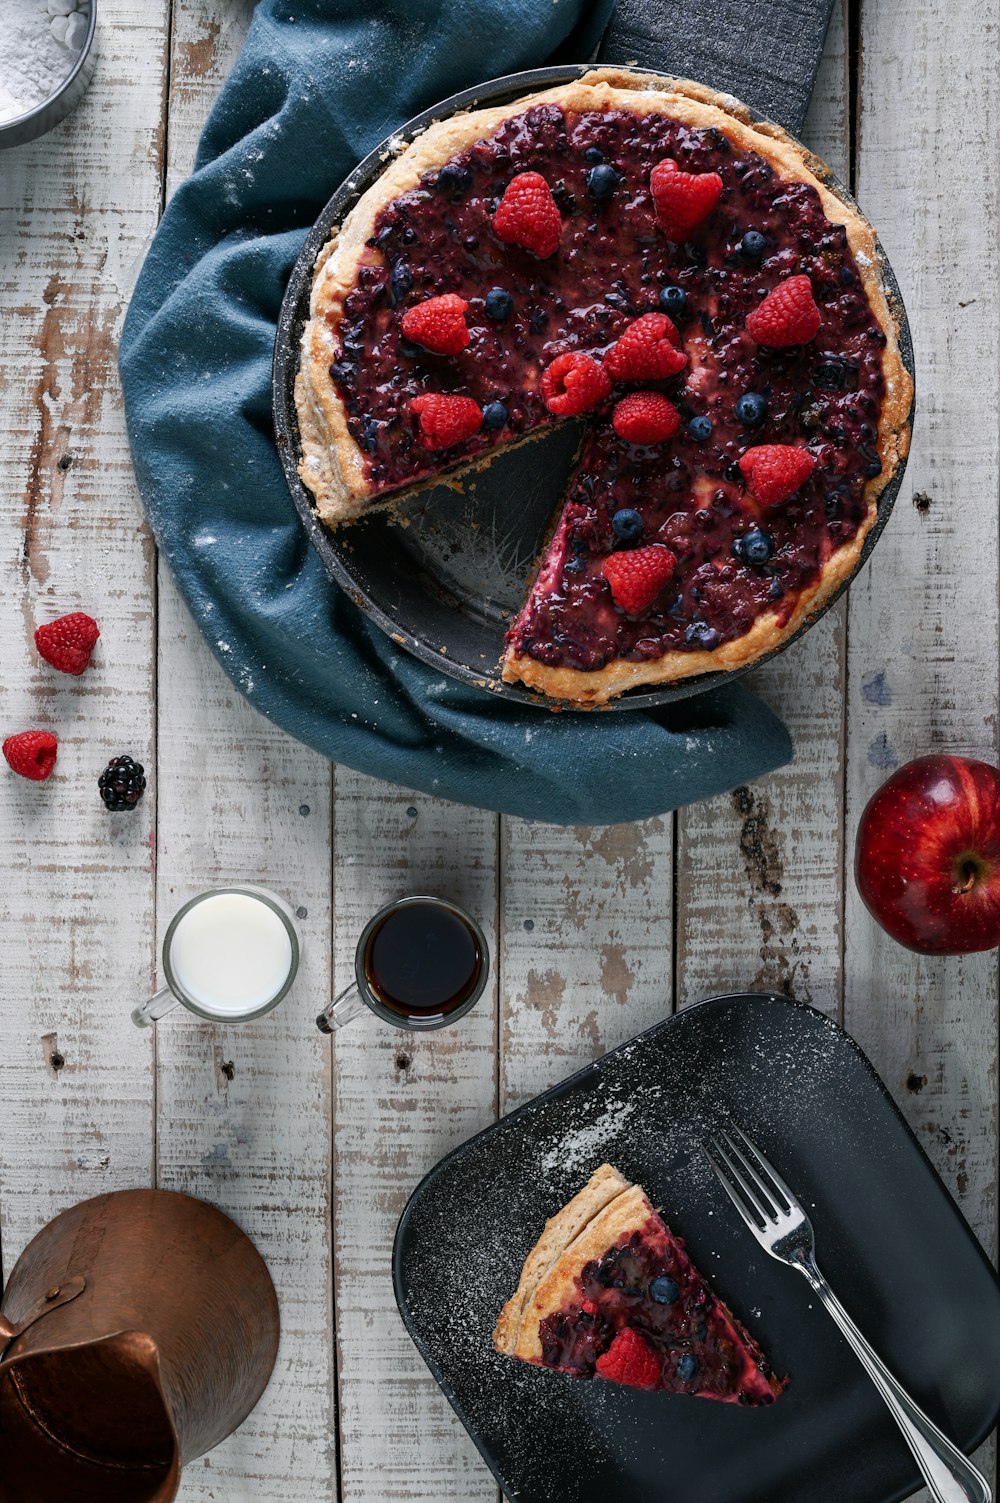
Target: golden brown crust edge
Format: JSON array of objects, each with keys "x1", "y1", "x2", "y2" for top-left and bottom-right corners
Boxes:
[
  {"x1": 493, "y1": 1163, "x2": 630, "y2": 1358},
  {"x1": 496, "y1": 1177, "x2": 656, "y2": 1365},
  {"x1": 294, "y1": 67, "x2": 913, "y2": 701}
]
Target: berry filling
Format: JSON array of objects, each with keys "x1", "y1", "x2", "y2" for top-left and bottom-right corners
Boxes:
[
  {"x1": 536, "y1": 1212, "x2": 781, "y2": 1404},
  {"x1": 331, "y1": 103, "x2": 887, "y2": 670}
]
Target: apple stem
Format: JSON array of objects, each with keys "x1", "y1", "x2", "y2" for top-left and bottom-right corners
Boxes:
[{"x1": 953, "y1": 857, "x2": 982, "y2": 896}]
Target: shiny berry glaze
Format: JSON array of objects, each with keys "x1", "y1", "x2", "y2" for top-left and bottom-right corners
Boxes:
[
  {"x1": 331, "y1": 104, "x2": 887, "y2": 668},
  {"x1": 535, "y1": 1212, "x2": 780, "y2": 1403}
]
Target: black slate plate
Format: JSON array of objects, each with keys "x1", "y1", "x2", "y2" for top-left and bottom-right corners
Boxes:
[
  {"x1": 393, "y1": 994, "x2": 1000, "y2": 1503},
  {"x1": 272, "y1": 67, "x2": 915, "y2": 712}
]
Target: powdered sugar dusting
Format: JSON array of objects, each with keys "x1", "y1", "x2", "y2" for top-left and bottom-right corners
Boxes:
[
  {"x1": 396, "y1": 995, "x2": 903, "y2": 1501},
  {"x1": 539, "y1": 1097, "x2": 638, "y2": 1176}
]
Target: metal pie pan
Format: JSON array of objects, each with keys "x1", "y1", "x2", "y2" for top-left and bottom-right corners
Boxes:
[{"x1": 272, "y1": 64, "x2": 915, "y2": 711}]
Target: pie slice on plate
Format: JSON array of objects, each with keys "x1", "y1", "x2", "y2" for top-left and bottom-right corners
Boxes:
[
  {"x1": 493, "y1": 1163, "x2": 784, "y2": 1403},
  {"x1": 295, "y1": 67, "x2": 911, "y2": 705}
]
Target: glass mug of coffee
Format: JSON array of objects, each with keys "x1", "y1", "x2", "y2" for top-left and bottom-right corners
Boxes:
[
  {"x1": 317, "y1": 895, "x2": 488, "y2": 1034},
  {"x1": 132, "y1": 885, "x2": 301, "y2": 1028}
]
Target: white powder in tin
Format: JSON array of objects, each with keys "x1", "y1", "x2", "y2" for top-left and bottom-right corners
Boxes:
[{"x1": 0, "y1": 0, "x2": 91, "y2": 126}]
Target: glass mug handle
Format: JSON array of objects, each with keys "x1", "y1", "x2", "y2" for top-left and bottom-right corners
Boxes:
[
  {"x1": 132, "y1": 986, "x2": 181, "y2": 1029},
  {"x1": 316, "y1": 981, "x2": 367, "y2": 1034}
]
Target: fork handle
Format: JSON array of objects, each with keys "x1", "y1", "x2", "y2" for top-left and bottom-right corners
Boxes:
[{"x1": 796, "y1": 1255, "x2": 992, "y2": 1503}]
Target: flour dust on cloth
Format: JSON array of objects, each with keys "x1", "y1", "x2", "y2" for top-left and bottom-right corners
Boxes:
[
  {"x1": 0, "y1": 0, "x2": 90, "y2": 123},
  {"x1": 118, "y1": 0, "x2": 793, "y2": 825}
]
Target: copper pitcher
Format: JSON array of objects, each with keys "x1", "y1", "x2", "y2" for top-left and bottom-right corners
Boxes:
[{"x1": 0, "y1": 1188, "x2": 280, "y2": 1501}]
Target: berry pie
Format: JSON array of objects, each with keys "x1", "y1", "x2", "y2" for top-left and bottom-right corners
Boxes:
[
  {"x1": 493, "y1": 1163, "x2": 784, "y2": 1403},
  {"x1": 296, "y1": 69, "x2": 911, "y2": 705}
]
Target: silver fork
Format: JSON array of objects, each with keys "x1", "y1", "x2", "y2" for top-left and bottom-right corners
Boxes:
[{"x1": 705, "y1": 1124, "x2": 992, "y2": 1503}]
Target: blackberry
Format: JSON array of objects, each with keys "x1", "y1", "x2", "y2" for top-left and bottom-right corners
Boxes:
[{"x1": 98, "y1": 755, "x2": 147, "y2": 811}]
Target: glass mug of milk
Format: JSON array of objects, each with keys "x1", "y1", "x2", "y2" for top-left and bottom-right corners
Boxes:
[{"x1": 132, "y1": 886, "x2": 301, "y2": 1028}]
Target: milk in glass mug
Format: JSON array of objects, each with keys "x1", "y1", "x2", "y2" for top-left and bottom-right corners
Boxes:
[{"x1": 132, "y1": 886, "x2": 301, "y2": 1028}]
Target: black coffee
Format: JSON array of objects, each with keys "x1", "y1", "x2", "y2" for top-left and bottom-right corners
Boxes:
[{"x1": 364, "y1": 902, "x2": 481, "y2": 1021}]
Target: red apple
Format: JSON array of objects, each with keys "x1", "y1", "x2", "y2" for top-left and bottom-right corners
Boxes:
[{"x1": 855, "y1": 754, "x2": 1000, "y2": 954}]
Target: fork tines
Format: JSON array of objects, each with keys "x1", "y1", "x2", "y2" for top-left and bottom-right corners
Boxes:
[{"x1": 706, "y1": 1123, "x2": 797, "y2": 1231}]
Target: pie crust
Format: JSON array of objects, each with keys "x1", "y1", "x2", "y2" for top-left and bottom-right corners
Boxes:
[
  {"x1": 295, "y1": 68, "x2": 912, "y2": 707},
  {"x1": 494, "y1": 1163, "x2": 783, "y2": 1402}
]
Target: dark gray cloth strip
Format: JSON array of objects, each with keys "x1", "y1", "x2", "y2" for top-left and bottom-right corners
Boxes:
[{"x1": 598, "y1": 0, "x2": 838, "y2": 134}]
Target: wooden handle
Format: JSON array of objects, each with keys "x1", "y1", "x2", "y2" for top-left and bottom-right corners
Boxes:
[{"x1": 598, "y1": 0, "x2": 838, "y2": 135}]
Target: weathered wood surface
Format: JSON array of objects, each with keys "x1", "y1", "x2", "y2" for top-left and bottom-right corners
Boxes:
[
  {"x1": 676, "y1": 0, "x2": 848, "y2": 1023},
  {"x1": 846, "y1": 0, "x2": 999, "y2": 1492},
  {"x1": 0, "y1": 0, "x2": 166, "y2": 1308},
  {"x1": 0, "y1": 6, "x2": 996, "y2": 1503}
]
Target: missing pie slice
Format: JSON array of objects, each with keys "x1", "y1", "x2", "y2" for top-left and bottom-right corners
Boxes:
[{"x1": 494, "y1": 1163, "x2": 784, "y2": 1404}]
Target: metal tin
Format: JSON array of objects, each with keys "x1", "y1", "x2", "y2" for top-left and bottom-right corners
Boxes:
[
  {"x1": 0, "y1": 3, "x2": 98, "y2": 151},
  {"x1": 0, "y1": 1188, "x2": 280, "y2": 1502},
  {"x1": 273, "y1": 64, "x2": 915, "y2": 712}
]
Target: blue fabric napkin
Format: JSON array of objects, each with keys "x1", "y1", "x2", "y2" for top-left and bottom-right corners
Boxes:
[{"x1": 119, "y1": 0, "x2": 793, "y2": 825}]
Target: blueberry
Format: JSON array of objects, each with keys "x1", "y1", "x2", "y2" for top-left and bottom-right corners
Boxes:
[
  {"x1": 564, "y1": 556, "x2": 587, "y2": 575},
  {"x1": 484, "y1": 287, "x2": 513, "y2": 321},
  {"x1": 389, "y1": 263, "x2": 412, "y2": 303},
  {"x1": 584, "y1": 146, "x2": 604, "y2": 164},
  {"x1": 688, "y1": 415, "x2": 713, "y2": 442},
  {"x1": 769, "y1": 578, "x2": 785, "y2": 600},
  {"x1": 359, "y1": 414, "x2": 379, "y2": 455},
  {"x1": 741, "y1": 526, "x2": 774, "y2": 565},
  {"x1": 686, "y1": 621, "x2": 721, "y2": 649},
  {"x1": 650, "y1": 1275, "x2": 680, "y2": 1305},
  {"x1": 740, "y1": 229, "x2": 767, "y2": 260},
  {"x1": 659, "y1": 284, "x2": 687, "y2": 317},
  {"x1": 611, "y1": 508, "x2": 644, "y2": 543},
  {"x1": 587, "y1": 163, "x2": 619, "y2": 199},
  {"x1": 482, "y1": 401, "x2": 508, "y2": 431},
  {"x1": 677, "y1": 1355, "x2": 699, "y2": 1382},
  {"x1": 735, "y1": 392, "x2": 768, "y2": 427},
  {"x1": 436, "y1": 163, "x2": 470, "y2": 196},
  {"x1": 814, "y1": 360, "x2": 848, "y2": 391}
]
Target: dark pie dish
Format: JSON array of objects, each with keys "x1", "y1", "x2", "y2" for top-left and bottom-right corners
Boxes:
[
  {"x1": 273, "y1": 66, "x2": 915, "y2": 710},
  {"x1": 393, "y1": 994, "x2": 1000, "y2": 1503}
]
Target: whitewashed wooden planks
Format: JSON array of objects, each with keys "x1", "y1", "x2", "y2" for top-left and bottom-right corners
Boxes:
[
  {"x1": 674, "y1": 0, "x2": 850, "y2": 1021},
  {"x1": 848, "y1": 0, "x2": 998, "y2": 1491},
  {"x1": 155, "y1": 3, "x2": 337, "y2": 1499},
  {"x1": 500, "y1": 818, "x2": 673, "y2": 1114},
  {"x1": 1, "y1": 5, "x2": 997, "y2": 1503},
  {"x1": 331, "y1": 775, "x2": 499, "y2": 1503},
  {"x1": 0, "y1": 0, "x2": 168, "y2": 1282}
]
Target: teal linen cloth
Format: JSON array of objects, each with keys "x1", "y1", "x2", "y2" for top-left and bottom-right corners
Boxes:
[{"x1": 119, "y1": 0, "x2": 793, "y2": 824}]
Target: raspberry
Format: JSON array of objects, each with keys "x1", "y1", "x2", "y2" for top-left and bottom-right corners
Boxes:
[
  {"x1": 540, "y1": 353, "x2": 611, "y2": 416},
  {"x1": 400, "y1": 293, "x2": 470, "y2": 356},
  {"x1": 410, "y1": 393, "x2": 483, "y2": 449},
  {"x1": 3, "y1": 729, "x2": 57, "y2": 781},
  {"x1": 595, "y1": 1327, "x2": 661, "y2": 1390},
  {"x1": 650, "y1": 159, "x2": 723, "y2": 240},
  {"x1": 492, "y1": 171, "x2": 562, "y2": 258},
  {"x1": 739, "y1": 444, "x2": 816, "y2": 506},
  {"x1": 602, "y1": 544, "x2": 677, "y2": 614},
  {"x1": 34, "y1": 611, "x2": 100, "y2": 675},
  {"x1": 612, "y1": 392, "x2": 681, "y2": 443},
  {"x1": 604, "y1": 313, "x2": 687, "y2": 382},
  {"x1": 746, "y1": 274, "x2": 821, "y2": 347}
]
